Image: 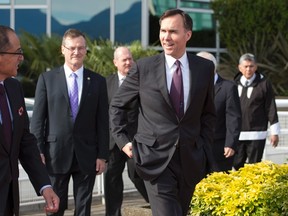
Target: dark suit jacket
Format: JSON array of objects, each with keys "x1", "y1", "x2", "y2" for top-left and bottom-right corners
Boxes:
[
  {"x1": 110, "y1": 52, "x2": 216, "y2": 186},
  {"x1": 31, "y1": 66, "x2": 109, "y2": 174},
  {"x1": 213, "y1": 75, "x2": 241, "y2": 161},
  {"x1": 106, "y1": 73, "x2": 138, "y2": 150},
  {"x1": 0, "y1": 78, "x2": 51, "y2": 215}
]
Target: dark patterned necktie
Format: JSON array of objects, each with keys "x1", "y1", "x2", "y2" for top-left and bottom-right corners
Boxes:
[
  {"x1": 170, "y1": 60, "x2": 184, "y2": 119},
  {"x1": 0, "y1": 84, "x2": 12, "y2": 151},
  {"x1": 70, "y1": 73, "x2": 78, "y2": 121}
]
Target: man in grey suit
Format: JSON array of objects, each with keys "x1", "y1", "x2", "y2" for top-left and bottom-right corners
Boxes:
[
  {"x1": 104, "y1": 47, "x2": 148, "y2": 216},
  {"x1": 197, "y1": 51, "x2": 242, "y2": 172},
  {"x1": 110, "y1": 9, "x2": 216, "y2": 216},
  {"x1": 31, "y1": 28, "x2": 109, "y2": 216}
]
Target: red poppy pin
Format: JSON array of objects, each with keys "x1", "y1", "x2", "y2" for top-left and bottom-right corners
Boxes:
[{"x1": 18, "y1": 107, "x2": 24, "y2": 116}]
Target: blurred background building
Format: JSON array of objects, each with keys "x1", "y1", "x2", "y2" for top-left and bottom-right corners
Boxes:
[{"x1": 0, "y1": 0, "x2": 225, "y2": 59}]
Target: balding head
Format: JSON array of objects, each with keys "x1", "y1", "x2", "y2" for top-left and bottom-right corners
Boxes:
[{"x1": 196, "y1": 51, "x2": 217, "y2": 73}]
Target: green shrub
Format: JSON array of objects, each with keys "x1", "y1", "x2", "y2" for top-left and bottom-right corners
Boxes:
[{"x1": 190, "y1": 161, "x2": 288, "y2": 216}]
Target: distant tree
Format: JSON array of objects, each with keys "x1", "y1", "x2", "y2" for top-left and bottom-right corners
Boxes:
[
  {"x1": 212, "y1": 0, "x2": 288, "y2": 95},
  {"x1": 19, "y1": 33, "x2": 158, "y2": 97}
]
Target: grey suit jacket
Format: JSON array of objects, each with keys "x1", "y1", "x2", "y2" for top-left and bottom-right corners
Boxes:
[
  {"x1": 106, "y1": 73, "x2": 138, "y2": 151},
  {"x1": 31, "y1": 66, "x2": 109, "y2": 174},
  {"x1": 110, "y1": 52, "x2": 216, "y2": 186},
  {"x1": 213, "y1": 75, "x2": 241, "y2": 160},
  {"x1": 0, "y1": 78, "x2": 51, "y2": 215}
]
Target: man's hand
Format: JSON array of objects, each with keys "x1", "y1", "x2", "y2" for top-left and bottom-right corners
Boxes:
[
  {"x1": 42, "y1": 187, "x2": 59, "y2": 213},
  {"x1": 224, "y1": 147, "x2": 235, "y2": 158},
  {"x1": 270, "y1": 135, "x2": 279, "y2": 148},
  {"x1": 96, "y1": 159, "x2": 107, "y2": 175},
  {"x1": 122, "y1": 142, "x2": 133, "y2": 158}
]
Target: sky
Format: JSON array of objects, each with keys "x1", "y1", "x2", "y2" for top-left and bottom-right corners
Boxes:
[{"x1": 51, "y1": 0, "x2": 140, "y2": 25}]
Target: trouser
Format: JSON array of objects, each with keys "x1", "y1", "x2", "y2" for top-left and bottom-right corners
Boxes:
[{"x1": 233, "y1": 139, "x2": 266, "y2": 170}]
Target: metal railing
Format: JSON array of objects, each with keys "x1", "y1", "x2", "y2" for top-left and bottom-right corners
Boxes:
[{"x1": 19, "y1": 99, "x2": 288, "y2": 208}]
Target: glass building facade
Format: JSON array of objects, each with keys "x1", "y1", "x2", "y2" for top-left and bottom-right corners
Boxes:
[{"x1": 0, "y1": 0, "x2": 225, "y2": 58}]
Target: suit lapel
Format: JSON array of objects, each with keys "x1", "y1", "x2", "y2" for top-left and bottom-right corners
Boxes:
[
  {"x1": 58, "y1": 66, "x2": 70, "y2": 106},
  {"x1": 111, "y1": 74, "x2": 119, "y2": 96},
  {"x1": 155, "y1": 53, "x2": 173, "y2": 110},
  {"x1": 186, "y1": 54, "x2": 199, "y2": 112},
  {"x1": 79, "y1": 69, "x2": 91, "y2": 109},
  {"x1": 214, "y1": 76, "x2": 223, "y2": 96},
  {"x1": 3, "y1": 79, "x2": 22, "y2": 153}
]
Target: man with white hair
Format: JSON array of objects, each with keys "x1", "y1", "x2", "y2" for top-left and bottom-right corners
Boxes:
[{"x1": 197, "y1": 51, "x2": 242, "y2": 172}]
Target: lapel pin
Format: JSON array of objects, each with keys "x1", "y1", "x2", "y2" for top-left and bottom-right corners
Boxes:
[{"x1": 18, "y1": 106, "x2": 24, "y2": 116}]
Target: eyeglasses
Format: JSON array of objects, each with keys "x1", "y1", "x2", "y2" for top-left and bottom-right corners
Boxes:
[
  {"x1": 0, "y1": 48, "x2": 24, "y2": 56},
  {"x1": 63, "y1": 45, "x2": 87, "y2": 53}
]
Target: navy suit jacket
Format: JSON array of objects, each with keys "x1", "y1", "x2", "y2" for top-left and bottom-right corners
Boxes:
[
  {"x1": 110, "y1": 52, "x2": 216, "y2": 186},
  {"x1": 0, "y1": 78, "x2": 51, "y2": 215},
  {"x1": 106, "y1": 73, "x2": 138, "y2": 151},
  {"x1": 31, "y1": 66, "x2": 109, "y2": 174},
  {"x1": 213, "y1": 75, "x2": 241, "y2": 160}
]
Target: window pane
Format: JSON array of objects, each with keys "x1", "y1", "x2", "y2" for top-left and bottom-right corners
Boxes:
[
  {"x1": 15, "y1": 0, "x2": 46, "y2": 4},
  {"x1": 0, "y1": 9, "x2": 9, "y2": 25},
  {"x1": 15, "y1": 9, "x2": 46, "y2": 35}
]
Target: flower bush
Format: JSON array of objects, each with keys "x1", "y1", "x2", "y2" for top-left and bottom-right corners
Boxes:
[{"x1": 190, "y1": 161, "x2": 288, "y2": 216}]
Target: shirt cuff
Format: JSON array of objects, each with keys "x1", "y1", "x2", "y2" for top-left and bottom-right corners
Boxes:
[
  {"x1": 40, "y1": 185, "x2": 52, "y2": 195},
  {"x1": 270, "y1": 122, "x2": 280, "y2": 135}
]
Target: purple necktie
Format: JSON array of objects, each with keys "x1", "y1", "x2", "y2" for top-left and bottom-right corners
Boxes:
[
  {"x1": 70, "y1": 73, "x2": 78, "y2": 121},
  {"x1": 170, "y1": 60, "x2": 184, "y2": 119},
  {"x1": 0, "y1": 84, "x2": 12, "y2": 151}
]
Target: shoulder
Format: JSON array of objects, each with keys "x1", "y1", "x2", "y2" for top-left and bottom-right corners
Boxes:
[
  {"x1": 40, "y1": 66, "x2": 63, "y2": 78},
  {"x1": 106, "y1": 73, "x2": 117, "y2": 81},
  {"x1": 222, "y1": 78, "x2": 237, "y2": 88},
  {"x1": 4, "y1": 77, "x2": 22, "y2": 92},
  {"x1": 188, "y1": 53, "x2": 215, "y2": 71},
  {"x1": 84, "y1": 68, "x2": 107, "y2": 84},
  {"x1": 136, "y1": 52, "x2": 163, "y2": 65}
]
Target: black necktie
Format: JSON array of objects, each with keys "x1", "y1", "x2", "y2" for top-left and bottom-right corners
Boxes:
[
  {"x1": 0, "y1": 84, "x2": 12, "y2": 151},
  {"x1": 170, "y1": 60, "x2": 184, "y2": 119}
]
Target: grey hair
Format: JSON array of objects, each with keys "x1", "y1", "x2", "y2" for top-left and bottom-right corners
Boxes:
[{"x1": 239, "y1": 53, "x2": 256, "y2": 64}]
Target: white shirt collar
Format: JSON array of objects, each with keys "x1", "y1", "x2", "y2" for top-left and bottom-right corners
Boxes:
[
  {"x1": 240, "y1": 73, "x2": 256, "y2": 86},
  {"x1": 117, "y1": 72, "x2": 126, "y2": 81},
  {"x1": 165, "y1": 52, "x2": 188, "y2": 69},
  {"x1": 214, "y1": 73, "x2": 219, "y2": 85},
  {"x1": 64, "y1": 64, "x2": 84, "y2": 79}
]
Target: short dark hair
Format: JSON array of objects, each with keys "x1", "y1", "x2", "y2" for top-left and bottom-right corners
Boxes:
[
  {"x1": 0, "y1": 25, "x2": 15, "y2": 52},
  {"x1": 159, "y1": 9, "x2": 193, "y2": 31},
  {"x1": 62, "y1": 28, "x2": 86, "y2": 46}
]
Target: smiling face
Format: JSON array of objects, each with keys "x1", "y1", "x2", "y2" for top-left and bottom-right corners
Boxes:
[
  {"x1": 61, "y1": 35, "x2": 87, "y2": 71},
  {"x1": 0, "y1": 31, "x2": 24, "y2": 80},
  {"x1": 159, "y1": 14, "x2": 192, "y2": 59}
]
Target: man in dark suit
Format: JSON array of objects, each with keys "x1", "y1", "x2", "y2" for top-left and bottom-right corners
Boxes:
[
  {"x1": 30, "y1": 28, "x2": 109, "y2": 216},
  {"x1": 0, "y1": 25, "x2": 59, "y2": 216},
  {"x1": 104, "y1": 47, "x2": 148, "y2": 216},
  {"x1": 109, "y1": 9, "x2": 216, "y2": 216},
  {"x1": 197, "y1": 51, "x2": 242, "y2": 172}
]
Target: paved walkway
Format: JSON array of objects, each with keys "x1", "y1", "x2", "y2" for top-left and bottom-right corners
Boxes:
[{"x1": 20, "y1": 192, "x2": 148, "y2": 216}]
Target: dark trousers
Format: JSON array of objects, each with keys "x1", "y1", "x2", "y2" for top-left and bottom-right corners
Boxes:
[
  {"x1": 0, "y1": 181, "x2": 13, "y2": 216},
  {"x1": 233, "y1": 139, "x2": 266, "y2": 170},
  {"x1": 104, "y1": 145, "x2": 148, "y2": 216},
  {"x1": 48, "y1": 156, "x2": 96, "y2": 216},
  {"x1": 144, "y1": 149, "x2": 195, "y2": 216}
]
